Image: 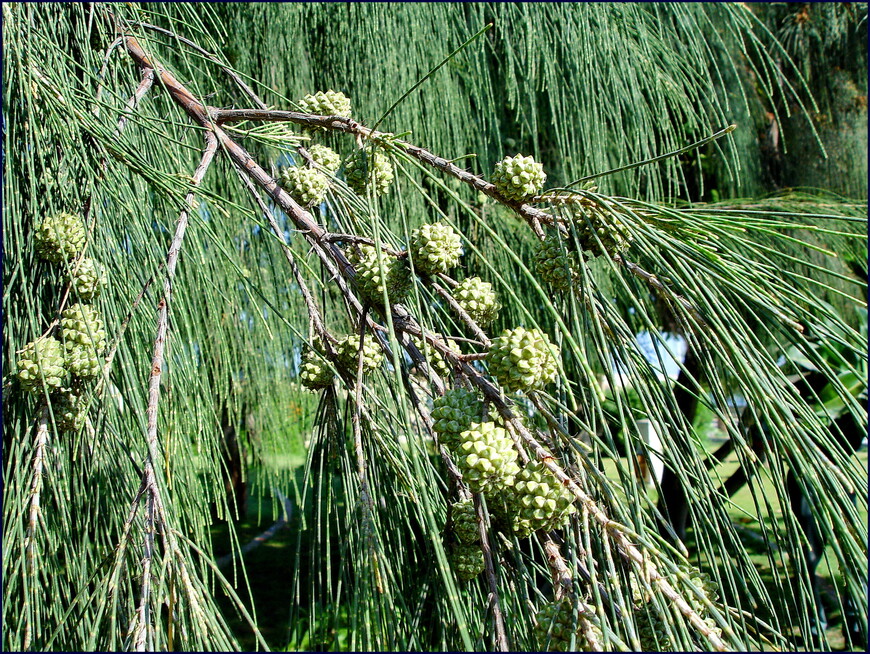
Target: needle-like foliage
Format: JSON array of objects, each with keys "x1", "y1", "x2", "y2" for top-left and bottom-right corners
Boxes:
[{"x1": 3, "y1": 3, "x2": 866, "y2": 652}]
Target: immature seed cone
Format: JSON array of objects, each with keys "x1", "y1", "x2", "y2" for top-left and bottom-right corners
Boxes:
[
  {"x1": 571, "y1": 205, "x2": 632, "y2": 257},
  {"x1": 509, "y1": 460, "x2": 577, "y2": 536},
  {"x1": 335, "y1": 334, "x2": 384, "y2": 374},
  {"x1": 486, "y1": 327, "x2": 559, "y2": 393},
  {"x1": 430, "y1": 387, "x2": 484, "y2": 450},
  {"x1": 60, "y1": 303, "x2": 107, "y2": 379},
  {"x1": 491, "y1": 154, "x2": 546, "y2": 201},
  {"x1": 412, "y1": 335, "x2": 460, "y2": 380},
  {"x1": 347, "y1": 244, "x2": 411, "y2": 305},
  {"x1": 409, "y1": 222, "x2": 463, "y2": 275},
  {"x1": 17, "y1": 336, "x2": 67, "y2": 393},
  {"x1": 34, "y1": 212, "x2": 86, "y2": 263},
  {"x1": 534, "y1": 235, "x2": 581, "y2": 292},
  {"x1": 308, "y1": 144, "x2": 342, "y2": 173},
  {"x1": 631, "y1": 563, "x2": 722, "y2": 650},
  {"x1": 450, "y1": 499, "x2": 480, "y2": 544},
  {"x1": 299, "y1": 347, "x2": 334, "y2": 390},
  {"x1": 298, "y1": 90, "x2": 352, "y2": 121},
  {"x1": 451, "y1": 277, "x2": 500, "y2": 326},
  {"x1": 67, "y1": 257, "x2": 108, "y2": 301},
  {"x1": 680, "y1": 564, "x2": 720, "y2": 610},
  {"x1": 344, "y1": 148, "x2": 394, "y2": 196},
  {"x1": 53, "y1": 385, "x2": 88, "y2": 432},
  {"x1": 454, "y1": 422, "x2": 520, "y2": 493},
  {"x1": 535, "y1": 598, "x2": 602, "y2": 652},
  {"x1": 449, "y1": 544, "x2": 485, "y2": 581},
  {"x1": 482, "y1": 487, "x2": 516, "y2": 535},
  {"x1": 634, "y1": 607, "x2": 673, "y2": 652},
  {"x1": 280, "y1": 166, "x2": 330, "y2": 207}
]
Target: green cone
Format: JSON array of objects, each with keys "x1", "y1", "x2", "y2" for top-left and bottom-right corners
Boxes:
[
  {"x1": 299, "y1": 347, "x2": 334, "y2": 390},
  {"x1": 509, "y1": 460, "x2": 577, "y2": 536},
  {"x1": 571, "y1": 205, "x2": 632, "y2": 257},
  {"x1": 409, "y1": 222, "x2": 463, "y2": 275},
  {"x1": 430, "y1": 387, "x2": 484, "y2": 450},
  {"x1": 308, "y1": 144, "x2": 342, "y2": 173},
  {"x1": 348, "y1": 244, "x2": 411, "y2": 305},
  {"x1": 298, "y1": 90, "x2": 352, "y2": 121},
  {"x1": 280, "y1": 166, "x2": 330, "y2": 207},
  {"x1": 34, "y1": 212, "x2": 86, "y2": 263},
  {"x1": 491, "y1": 154, "x2": 546, "y2": 201},
  {"x1": 450, "y1": 499, "x2": 480, "y2": 544},
  {"x1": 534, "y1": 235, "x2": 581, "y2": 292},
  {"x1": 17, "y1": 336, "x2": 67, "y2": 393},
  {"x1": 335, "y1": 333, "x2": 384, "y2": 374},
  {"x1": 535, "y1": 598, "x2": 602, "y2": 652},
  {"x1": 451, "y1": 277, "x2": 500, "y2": 326},
  {"x1": 412, "y1": 335, "x2": 460, "y2": 380},
  {"x1": 67, "y1": 257, "x2": 107, "y2": 301},
  {"x1": 53, "y1": 384, "x2": 89, "y2": 432},
  {"x1": 344, "y1": 148, "x2": 394, "y2": 197},
  {"x1": 454, "y1": 421, "x2": 520, "y2": 493},
  {"x1": 449, "y1": 544, "x2": 485, "y2": 581},
  {"x1": 60, "y1": 303, "x2": 107, "y2": 379},
  {"x1": 486, "y1": 327, "x2": 560, "y2": 393}
]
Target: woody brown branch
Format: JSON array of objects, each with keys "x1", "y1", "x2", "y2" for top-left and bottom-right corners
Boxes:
[
  {"x1": 473, "y1": 493, "x2": 510, "y2": 651},
  {"x1": 210, "y1": 107, "x2": 552, "y2": 236},
  {"x1": 129, "y1": 130, "x2": 218, "y2": 649},
  {"x1": 121, "y1": 34, "x2": 727, "y2": 650},
  {"x1": 117, "y1": 66, "x2": 155, "y2": 134},
  {"x1": 209, "y1": 109, "x2": 706, "y2": 318},
  {"x1": 231, "y1": 160, "x2": 336, "y2": 354}
]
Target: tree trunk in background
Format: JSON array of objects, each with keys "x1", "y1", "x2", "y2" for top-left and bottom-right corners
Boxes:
[
  {"x1": 221, "y1": 408, "x2": 248, "y2": 520},
  {"x1": 656, "y1": 345, "x2": 700, "y2": 543},
  {"x1": 780, "y1": 72, "x2": 868, "y2": 199},
  {"x1": 751, "y1": 3, "x2": 868, "y2": 199}
]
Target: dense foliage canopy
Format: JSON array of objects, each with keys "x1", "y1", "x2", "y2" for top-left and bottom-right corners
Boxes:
[{"x1": 3, "y1": 3, "x2": 867, "y2": 651}]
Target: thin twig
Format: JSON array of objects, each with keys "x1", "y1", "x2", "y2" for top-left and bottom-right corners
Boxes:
[
  {"x1": 614, "y1": 254, "x2": 709, "y2": 329},
  {"x1": 143, "y1": 130, "x2": 217, "y2": 468},
  {"x1": 540, "y1": 524, "x2": 604, "y2": 652},
  {"x1": 432, "y1": 282, "x2": 491, "y2": 346},
  {"x1": 474, "y1": 494, "x2": 509, "y2": 651},
  {"x1": 116, "y1": 66, "x2": 154, "y2": 134},
  {"x1": 543, "y1": 534, "x2": 624, "y2": 619},
  {"x1": 24, "y1": 405, "x2": 50, "y2": 574},
  {"x1": 150, "y1": 486, "x2": 209, "y2": 647},
  {"x1": 295, "y1": 145, "x2": 317, "y2": 168},
  {"x1": 119, "y1": 37, "x2": 725, "y2": 650},
  {"x1": 169, "y1": 529, "x2": 272, "y2": 651},
  {"x1": 94, "y1": 36, "x2": 126, "y2": 114},
  {"x1": 103, "y1": 265, "x2": 161, "y2": 375},
  {"x1": 133, "y1": 22, "x2": 268, "y2": 109},
  {"x1": 543, "y1": 536, "x2": 574, "y2": 601},
  {"x1": 400, "y1": 330, "x2": 447, "y2": 395},
  {"x1": 322, "y1": 232, "x2": 406, "y2": 258},
  {"x1": 230, "y1": 160, "x2": 335, "y2": 352},
  {"x1": 132, "y1": 490, "x2": 156, "y2": 651},
  {"x1": 103, "y1": 477, "x2": 148, "y2": 642},
  {"x1": 456, "y1": 352, "x2": 487, "y2": 362},
  {"x1": 352, "y1": 306, "x2": 384, "y2": 592},
  {"x1": 435, "y1": 272, "x2": 460, "y2": 288},
  {"x1": 131, "y1": 131, "x2": 218, "y2": 651}
]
